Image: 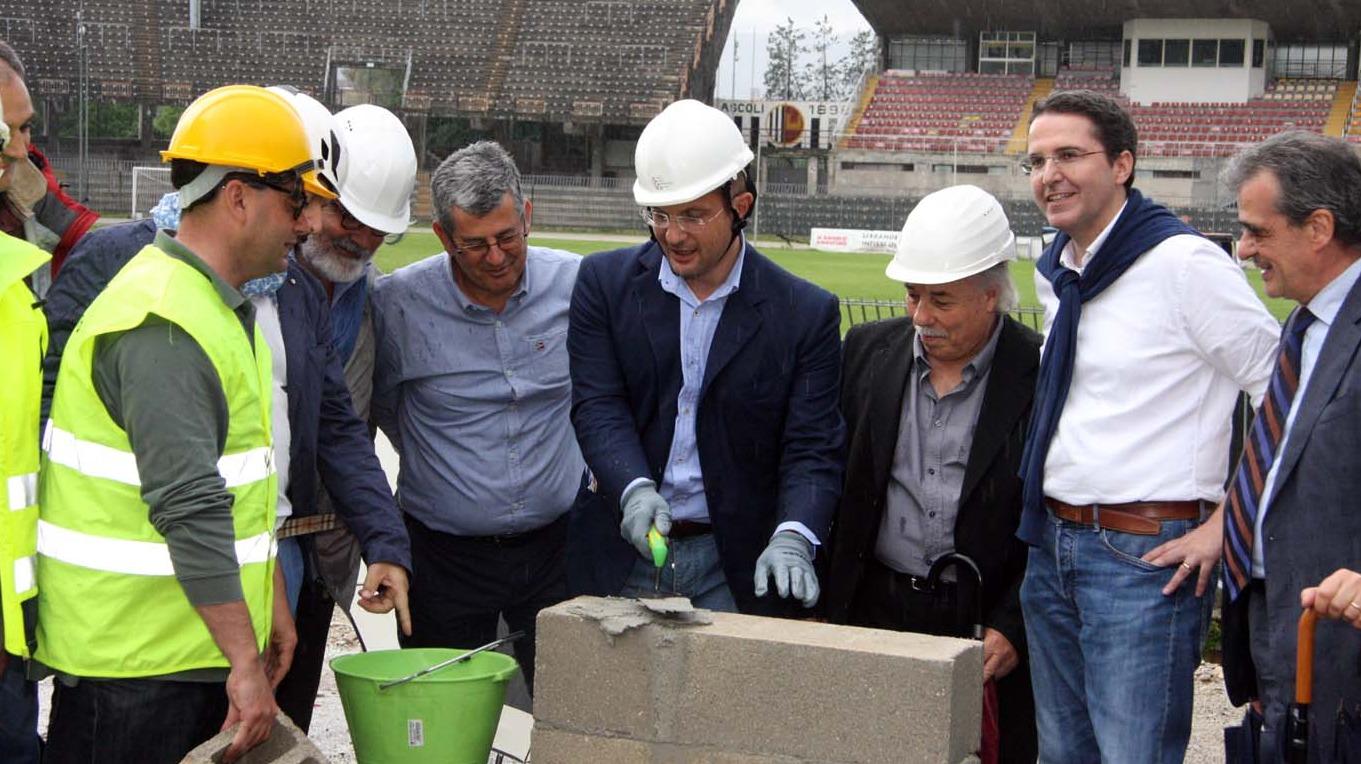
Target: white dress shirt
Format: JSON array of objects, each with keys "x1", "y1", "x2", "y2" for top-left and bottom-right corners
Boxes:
[
  {"x1": 1036, "y1": 205, "x2": 1281, "y2": 505},
  {"x1": 250, "y1": 294, "x2": 292, "y2": 526},
  {"x1": 1251, "y1": 256, "x2": 1361, "y2": 577}
]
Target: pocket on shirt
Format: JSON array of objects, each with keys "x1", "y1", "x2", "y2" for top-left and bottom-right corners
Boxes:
[{"x1": 525, "y1": 329, "x2": 570, "y2": 387}]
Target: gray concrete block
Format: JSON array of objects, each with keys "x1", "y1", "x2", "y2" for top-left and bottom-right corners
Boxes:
[
  {"x1": 183, "y1": 713, "x2": 329, "y2": 764},
  {"x1": 534, "y1": 597, "x2": 696, "y2": 739},
  {"x1": 531, "y1": 726, "x2": 816, "y2": 763},
  {"x1": 530, "y1": 727, "x2": 655, "y2": 762},
  {"x1": 532, "y1": 725, "x2": 983, "y2": 764},
  {"x1": 534, "y1": 596, "x2": 983, "y2": 764}
]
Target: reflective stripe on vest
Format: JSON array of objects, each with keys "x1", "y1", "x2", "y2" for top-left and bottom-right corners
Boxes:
[
  {"x1": 42, "y1": 422, "x2": 274, "y2": 489},
  {"x1": 12, "y1": 555, "x2": 34, "y2": 594},
  {"x1": 8, "y1": 471, "x2": 36, "y2": 510},
  {"x1": 36, "y1": 520, "x2": 274, "y2": 576}
]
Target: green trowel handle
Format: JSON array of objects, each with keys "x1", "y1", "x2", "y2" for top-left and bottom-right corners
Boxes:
[{"x1": 647, "y1": 526, "x2": 668, "y2": 568}]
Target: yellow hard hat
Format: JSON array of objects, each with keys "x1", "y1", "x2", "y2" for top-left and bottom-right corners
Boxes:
[{"x1": 161, "y1": 85, "x2": 335, "y2": 199}]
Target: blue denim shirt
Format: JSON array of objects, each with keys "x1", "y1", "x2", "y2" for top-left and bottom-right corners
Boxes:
[{"x1": 371, "y1": 247, "x2": 586, "y2": 536}]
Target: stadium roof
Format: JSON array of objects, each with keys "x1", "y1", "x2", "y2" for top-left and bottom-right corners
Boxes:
[{"x1": 852, "y1": 0, "x2": 1361, "y2": 42}]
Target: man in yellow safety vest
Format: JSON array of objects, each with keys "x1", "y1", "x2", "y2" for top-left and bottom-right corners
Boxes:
[{"x1": 36, "y1": 85, "x2": 324, "y2": 764}]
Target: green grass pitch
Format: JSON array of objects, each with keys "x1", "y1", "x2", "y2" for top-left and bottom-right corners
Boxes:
[{"x1": 373, "y1": 231, "x2": 1295, "y2": 325}]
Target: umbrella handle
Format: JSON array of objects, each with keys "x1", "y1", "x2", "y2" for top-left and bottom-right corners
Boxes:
[{"x1": 1295, "y1": 609, "x2": 1318, "y2": 705}]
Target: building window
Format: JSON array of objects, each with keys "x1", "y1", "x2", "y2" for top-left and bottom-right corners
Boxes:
[
  {"x1": 887, "y1": 36, "x2": 968, "y2": 73},
  {"x1": 1138, "y1": 39, "x2": 1163, "y2": 66},
  {"x1": 1122, "y1": 39, "x2": 1131, "y2": 67},
  {"x1": 1252, "y1": 39, "x2": 1265, "y2": 68},
  {"x1": 1192, "y1": 39, "x2": 1218, "y2": 67},
  {"x1": 1219, "y1": 39, "x2": 1245, "y2": 67},
  {"x1": 1163, "y1": 39, "x2": 1190, "y2": 66}
]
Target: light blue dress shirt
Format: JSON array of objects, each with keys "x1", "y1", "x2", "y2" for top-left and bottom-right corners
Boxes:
[
  {"x1": 655, "y1": 246, "x2": 745, "y2": 524},
  {"x1": 1252, "y1": 256, "x2": 1361, "y2": 577},
  {"x1": 371, "y1": 246, "x2": 586, "y2": 536}
]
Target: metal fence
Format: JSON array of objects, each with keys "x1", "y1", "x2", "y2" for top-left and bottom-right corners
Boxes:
[{"x1": 841, "y1": 298, "x2": 1046, "y2": 332}]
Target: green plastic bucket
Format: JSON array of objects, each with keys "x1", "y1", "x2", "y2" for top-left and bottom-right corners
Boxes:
[{"x1": 331, "y1": 648, "x2": 519, "y2": 763}]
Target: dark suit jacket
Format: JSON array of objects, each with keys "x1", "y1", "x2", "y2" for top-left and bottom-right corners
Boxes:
[
  {"x1": 823, "y1": 314, "x2": 1039, "y2": 647},
  {"x1": 42, "y1": 220, "x2": 410, "y2": 571},
  {"x1": 1223, "y1": 276, "x2": 1361, "y2": 763},
  {"x1": 567, "y1": 240, "x2": 846, "y2": 615},
  {"x1": 824, "y1": 314, "x2": 1040, "y2": 764}
]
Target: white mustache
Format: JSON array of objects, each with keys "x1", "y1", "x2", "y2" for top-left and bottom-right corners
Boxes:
[{"x1": 915, "y1": 326, "x2": 948, "y2": 339}]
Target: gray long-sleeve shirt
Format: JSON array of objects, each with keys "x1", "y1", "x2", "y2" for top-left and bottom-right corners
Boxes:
[
  {"x1": 371, "y1": 246, "x2": 586, "y2": 536},
  {"x1": 875, "y1": 317, "x2": 1002, "y2": 578}
]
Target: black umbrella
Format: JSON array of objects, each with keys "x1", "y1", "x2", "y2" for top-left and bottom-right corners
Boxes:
[
  {"x1": 926, "y1": 553, "x2": 997, "y2": 764},
  {"x1": 1285, "y1": 609, "x2": 1318, "y2": 764}
]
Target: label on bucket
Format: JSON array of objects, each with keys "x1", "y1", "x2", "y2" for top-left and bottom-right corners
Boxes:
[{"x1": 407, "y1": 719, "x2": 425, "y2": 747}]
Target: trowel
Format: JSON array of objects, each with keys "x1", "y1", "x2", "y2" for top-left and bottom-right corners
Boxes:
[{"x1": 646, "y1": 525, "x2": 671, "y2": 595}]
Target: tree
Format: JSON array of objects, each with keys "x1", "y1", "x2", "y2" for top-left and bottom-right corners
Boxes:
[
  {"x1": 152, "y1": 106, "x2": 184, "y2": 139},
  {"x1": 842, "y1": 29, "x2": 881, "y2": 99},
  {"x1": 763, "y1": 17, "x2": 808, "y2": 100},
  {"x1": 804, "y1": 15, "x2": 842, "y2": 101}
]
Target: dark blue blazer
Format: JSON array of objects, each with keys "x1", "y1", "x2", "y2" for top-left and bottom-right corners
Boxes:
[
  {"x1": 43, "y1": 219, "x2": 410, "y2": 571},
  {"x1": 566, "y1": 240, "x2": 846, "y2": 615}
]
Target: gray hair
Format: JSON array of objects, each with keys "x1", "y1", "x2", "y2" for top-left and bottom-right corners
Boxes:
[
  {"x1": 973, "y1": 261, "x2": 1019, "y2": 314},
  {"x1": 431, "y1": 140, "x2": 525, "y2": 235},
  {"x1": 0, "y1": 41, "x2": 25, "y2": 81},
  {"x1": 1224, "y1": 131, "x2": 1361, "y2": 249}
]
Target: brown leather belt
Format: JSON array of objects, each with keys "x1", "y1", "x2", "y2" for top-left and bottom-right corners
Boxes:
[{"x1": 1046, "y1": 498, "x2": 1202, "y2": 536}]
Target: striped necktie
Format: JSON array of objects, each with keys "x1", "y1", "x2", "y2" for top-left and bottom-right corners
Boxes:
[{"x1": 1223, "y1": 307, "x2": 1317, "y2": 601}]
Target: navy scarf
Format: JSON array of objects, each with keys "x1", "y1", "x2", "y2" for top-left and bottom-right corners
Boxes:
[{"x1": 1017, "y1": 188, "x2": 1199, "y2": 544}]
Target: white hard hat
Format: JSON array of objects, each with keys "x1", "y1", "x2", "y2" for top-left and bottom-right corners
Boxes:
[
  {"x1": 266, "y1": 86, "x2": 343, "y2": 199},
  {"x1": 885, "y1": 185, "x2": 1016, "y2": 284},
  {"x1": 633, "y1": 99, "x2": 754, "y2": 207},
  {"x1": 334, "y1": 104, "x2": 417, "y2": 234}
]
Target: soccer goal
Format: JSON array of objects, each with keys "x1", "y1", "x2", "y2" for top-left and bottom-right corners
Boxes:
[{"x1": 130, "y1": 165, "x2": 174, "y2": 219}]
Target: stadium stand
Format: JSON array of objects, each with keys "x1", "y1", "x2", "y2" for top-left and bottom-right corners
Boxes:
[
  {"x1": 846, "y1": 71, "x2": 1033, "y2": 153},
  {"x1": 7, "y1": 0, "x2": 734, "y2": 123},
  {"x1": 840, "y1": 65, "x2": 1337, "y2": 159}
]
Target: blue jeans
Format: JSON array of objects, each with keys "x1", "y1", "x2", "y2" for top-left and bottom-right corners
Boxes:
[
  {"x1": 619, "y1": 533, "x2": 737, "y2": 612},
  {"x1": 1020, "y1": 510, "x2": 1209, "y2": 764},
  {"x1": 0, "y1": 652, "x2": 40, "y2": 763},
  {"x1": 278, "y1": 536, "x2": 304, "y2": 616}
]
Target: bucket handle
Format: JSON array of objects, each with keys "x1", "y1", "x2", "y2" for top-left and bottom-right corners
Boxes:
[{"x1": 378, "y1": 631, "x2": 525, "y2": 691}]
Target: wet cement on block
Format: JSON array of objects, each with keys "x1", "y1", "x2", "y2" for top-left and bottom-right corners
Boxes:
[{"x1": 561, "y1": 596, "x2": 714, "y2": 640}]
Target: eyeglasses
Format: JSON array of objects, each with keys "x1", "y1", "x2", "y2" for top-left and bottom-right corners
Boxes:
[
  {"x1": 451, "y1": 226, "x2": 527, "y2": 258},
  {"x1": 323, "y1": 200, "x2": 401, "y2": 243},
  {"x1": 641, "y1": 207, "x2": 726, "y2": 233},
  {"x1": 231, "y1": 173, "x2": 307, "y2": 219},
  {"x1": 1019, "y1": 149, "x2": 1106, "y2": 176}
]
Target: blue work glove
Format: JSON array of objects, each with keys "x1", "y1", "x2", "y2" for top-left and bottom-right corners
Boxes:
[
  {"x1": 621, "y1": 481, "x2": 671, "y2": 559},
  {"x1": 754, "y1": 531, "x2": 819, "y2": 608}
]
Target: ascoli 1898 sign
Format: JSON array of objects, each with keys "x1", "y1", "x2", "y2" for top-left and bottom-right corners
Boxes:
[{"x1": 715, "y1": 100, "x2": 850, "y2": 150}]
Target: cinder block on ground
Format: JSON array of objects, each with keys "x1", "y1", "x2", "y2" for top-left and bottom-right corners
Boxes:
[
  {"x1": 184, "y1": 713, "x2": 328, "y2": 764},
  {"x1": 534, "y1": 596, "x2": 982, "y2": 764}
]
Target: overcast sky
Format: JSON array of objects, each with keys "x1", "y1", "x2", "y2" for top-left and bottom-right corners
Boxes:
[{"x1": 714, "y1": 0, "x2": 873, "y2": 100}]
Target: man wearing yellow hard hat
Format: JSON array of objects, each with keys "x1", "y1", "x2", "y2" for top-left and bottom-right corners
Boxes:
[{"x1": 36, "y1": 85, "x2": 319, "y2": 763}]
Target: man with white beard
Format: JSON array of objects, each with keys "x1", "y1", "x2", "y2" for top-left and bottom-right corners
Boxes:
[{"x1": 276, "y1": 102, "x2": 418, "y2": 731}]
